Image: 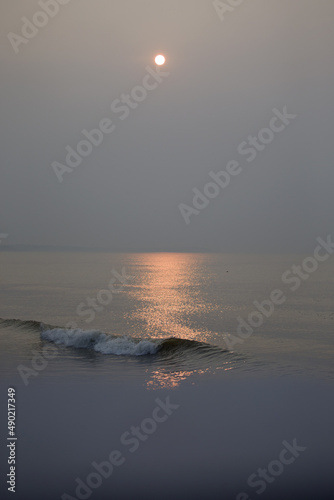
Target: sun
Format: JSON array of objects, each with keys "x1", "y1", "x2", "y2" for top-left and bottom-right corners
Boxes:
[{"x1": 154, "y1": 54, "x2": 166, "y2": 66}]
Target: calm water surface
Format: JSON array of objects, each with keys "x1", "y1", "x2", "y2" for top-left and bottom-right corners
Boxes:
[{"x1": 1, "y1": 251, "x2": 333, "y2": 385}]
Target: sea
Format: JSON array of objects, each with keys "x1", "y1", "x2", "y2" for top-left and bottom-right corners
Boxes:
[{"x1": 0, "y1": 251, "x2": 333, "y2": 500}]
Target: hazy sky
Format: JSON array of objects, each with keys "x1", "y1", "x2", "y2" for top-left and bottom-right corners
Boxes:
[{"x1": 1, "y1": 0, "x2": 333, "y2": 252}]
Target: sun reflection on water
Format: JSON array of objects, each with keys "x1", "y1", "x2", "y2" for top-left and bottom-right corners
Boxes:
[
  {"x1": 146, "y1": 368, "x2": 210, "y2": 390},
  {"x1": 128, "y1": 253, "x2": 212, "y2": 342},
  {"x1": 121, "y1": 253, "x2": 243, "y2": 388}
]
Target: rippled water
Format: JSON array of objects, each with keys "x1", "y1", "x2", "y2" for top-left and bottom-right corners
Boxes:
[
  {"x1": 1, "y1": 252, "x2": 333, "y2": 500},
  {"x1": 0, "y1": 251, "x2": 333, "y2": 385}
]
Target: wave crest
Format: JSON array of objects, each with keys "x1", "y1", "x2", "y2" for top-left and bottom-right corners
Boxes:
[
  {"x1": 41, "y1": 328, "x2": 160, "y2": 356},
  {"x1": 0, "y1": 317, "x2": 229, "y2": 361}
]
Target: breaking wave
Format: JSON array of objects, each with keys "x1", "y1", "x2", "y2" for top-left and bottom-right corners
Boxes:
[
  {"x1": 41, "y1": 328, "x2": 160, "y2": 356},
  {"x1": 0, "y1": 317, "x2": 229, "y2": 360}
]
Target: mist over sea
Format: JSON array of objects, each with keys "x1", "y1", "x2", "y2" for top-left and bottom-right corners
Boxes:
[
  {"x1": 0, "y1": 251, "x2": 333, "y2": 499},
  {"x1": 2, "y1": 0, "x2": 334, "y2": 497}
]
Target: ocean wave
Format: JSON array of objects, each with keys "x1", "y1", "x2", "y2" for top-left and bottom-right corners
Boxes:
[
  {"x1": 0, "y1": 317, "x2": 229, "y2": 360},
  {"x1": 0, "y1": 317, "x2": 49, "y2": 332},
  {"x1": 40, "y1": 328, "x2": 225, "y2": 358},
  {"x1": 41, "y1": 328, "x2": 160, "y2": 356}
]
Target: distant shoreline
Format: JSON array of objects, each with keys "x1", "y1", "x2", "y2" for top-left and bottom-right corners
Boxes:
[{"x1": 0, "y1": 245, "x2": 313, "y2": 255}]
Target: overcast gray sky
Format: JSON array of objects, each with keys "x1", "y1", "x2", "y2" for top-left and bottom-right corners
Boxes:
[{"x1": 1, "y1": 0, "x2": 333, "y2": 252}]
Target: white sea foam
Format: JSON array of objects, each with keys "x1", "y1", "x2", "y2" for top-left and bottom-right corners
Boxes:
[
  {"x1": 94, "y1": 336, "x2": 159, "y2": 355},
  {"x1": 41, "y1": 328, "x2": 159, "y2": 356}
]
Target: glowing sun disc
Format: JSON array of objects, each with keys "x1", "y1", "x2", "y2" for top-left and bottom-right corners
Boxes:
[{"x1": 155, "y1": 54, "x2": 166, "y2": 66}]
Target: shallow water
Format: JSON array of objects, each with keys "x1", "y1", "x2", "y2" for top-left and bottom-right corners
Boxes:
[
  {"x1": 0, "y1": 252, "x2": 333, "y2": 499},
  {"x1": 0, "y1": 251, "x2": 333, "y2": 383}
]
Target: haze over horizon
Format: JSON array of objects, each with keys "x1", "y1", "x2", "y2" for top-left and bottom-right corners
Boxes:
[{"x1": 1, "y1": 0, "x2": 333, "y2": 253}]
